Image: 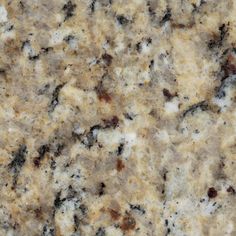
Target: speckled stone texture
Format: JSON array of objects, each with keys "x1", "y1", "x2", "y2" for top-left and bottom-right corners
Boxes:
[{"x1": 0, "y1": 0, "x2": 236, "y2": 235}]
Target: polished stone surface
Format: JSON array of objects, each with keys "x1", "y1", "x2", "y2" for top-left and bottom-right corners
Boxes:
[{"x1": 0, "y1": 0, "x2": 236, "y2": 235}]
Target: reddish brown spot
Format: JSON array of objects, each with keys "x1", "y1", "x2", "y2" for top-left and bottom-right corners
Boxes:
[
  {"x1": 116, "y1": 159, "x2": 125, "y2": 172},
  {"x1": 103, "y1": 116, "x2": 119, "y2": 128},
  {"x1": 222, "y1": 54, "x2": 236, "y2": 78},
  {"x1": 98, "y1": 92, "x2": 112, "y2": 102},
  {"x1": 171, "y1": 23, "x2": 185, "y2": 28},
  {"x1": 171, "y1": 22, "x2": 194, "y2": 29},
  {"x1": 95, "y1": 82, "x2": 112, "y2": 103},
  {"x1": 102, "y1": 53, "x2": 113, "y2": 66},
  {"x1": 207, "y1": 187, "x2": 217, "y2": 198},
  {"x1": 34, "y1": 208, "x2": 42, "y2": 218},
  {"x1": 100, "y1": 207, "x2": 105, "y2": 212},
  {"x1": 120, "y1": 214, "x2": 136, "y2": 231},
  {"x1": 108, "y1": 208, "x2": 121, "y2": 220},
  {"x1": 227, "y1": 186, "x2": 235, "y2": 194},
  {"x1": 33, "y1": 158, "x2": 40, "y2": 168}
]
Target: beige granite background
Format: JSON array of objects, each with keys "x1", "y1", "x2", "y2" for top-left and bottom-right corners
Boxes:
[{"x1": 0, "y1": 0, "x2": 236, "y2": 235}]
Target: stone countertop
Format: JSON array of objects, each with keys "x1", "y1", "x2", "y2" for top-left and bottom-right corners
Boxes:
[{"x1": 0, "y1": 0, "x2": 236, "y2": 235}]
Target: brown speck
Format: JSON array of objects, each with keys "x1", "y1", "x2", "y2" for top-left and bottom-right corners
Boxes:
[
  {"x1": 171, "y1": 23, "x2": 185, "y2": 28},
  {"x1": 171, "y1": 22, "x2": 194, "y2": 29},
  {"x1": 222, "y1": 54, "x2": 236, "y2": 78},
  {"x1": 95, "y1": 83, "x2": 112, "y2": 102},
  {"x1": 103, "y1": 116, "x2": 119, "y2": 128},
  {"x1": 108, "y1": 208, "x2": 121, "y2": 220},
  {"x1": 98, "y1": 92, "x2": 112, "y2": 102},
  {"x1": 33, "y1": 158, "x2": 40, "y2": 168},
  {"x1": 116, "y1": 159, "x2": 125, "y2": 172},
  {"x1": 100, "y1": 207, "x2": 105, "y2": 212},
  {"x1": 149, "y1": 109, "x2": 157, "y2": 117},
  {"x1": 120, "y1": 213, "x2": 136, "y2": 231},
  {"x1": 163, "y1": 88, "x2": 176, "y2": 100},
  {"x1": 102, "y1": 53, "x2": 113, "y2": 66},
  {"x1": 227, "y1": 186, "x2": 235, "y2": 194},
  {"x1": 0, "y1": 69, "x2": 6, "y2": 75},
  {"x1": 208, "y1": 187, "x2": 217, "y2": 198},
  {"x1": 34, "y1": 208, "x2": 42, "y2": 218}
]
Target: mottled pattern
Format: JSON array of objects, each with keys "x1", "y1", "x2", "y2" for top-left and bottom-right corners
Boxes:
[{"x1": 0, "y1": 0, "x2": 236, "y2": 235}]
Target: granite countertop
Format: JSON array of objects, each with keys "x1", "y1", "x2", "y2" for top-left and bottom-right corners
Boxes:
[{"x1": 0, "y1": 0, "x2": 236, "y2": 235}]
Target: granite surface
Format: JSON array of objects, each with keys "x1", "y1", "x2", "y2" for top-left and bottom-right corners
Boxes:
[{"x1": 0, "y1": 0, "x2": 236, "y2": 235}]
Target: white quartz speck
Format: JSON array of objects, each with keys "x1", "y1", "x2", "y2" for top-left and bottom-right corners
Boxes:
[
  {"x1": 164, "y1": 99, "x2": 179, "y2": 113},
  {"x1": 0, "y1": 6, "x2": 8, "y2": 23}
]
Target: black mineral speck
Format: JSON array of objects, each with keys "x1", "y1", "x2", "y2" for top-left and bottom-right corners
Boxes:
[
  {"x1": 63, "y1": 35, "x2": 75, "y2": 44},
  {"x1": 42, "y1": 225, "x2": 55, "y2": 236},
  {"x1": 124, "y1": 113, "x2": 134, "y2": 120},
  {"x1": 149, "y1": 59, "x2": 154, "y2": 70},
  {"x1": 38, "y1": 144, "x2": 50, "y2": 158},
  {"x1": 163, "y1": 171, "x2": 168, "y2": 181},
  {"x1": 54, "y1": 143, "x2": 64, "y2": 157},
  {"x1": 161, "y1": 8, "x2": 171, "y2": 25},
  {"x1": 136, "y1": 42, "x2": 141, "y2": 53},
  {"x1": 215, "y1": 75, "x2": 236, "y2": 99},
  {"x1": 116, "y1": 15, "x2": 129, "y2": 25},
  {"x1": 0, "y1": 69, "x2": 6, "y2": 75},
  {"x1": 62, "y1": 1, "x2": 77, "y2": 21},
  {"x1": 21, "y1": 40, "x2": 29, "y2": 51},
  {"x1": 90, "y1": 0, "x2": 97, "y2": 13},
  {"x1": 96, "y1": 227, "x2": 105, "y2": 236},
  {"x1": 73, "y1": 214, "x2": 79, "y2": 231},
  {"x1": 19, "y1": 1, "x2": 25, "y2": 10},
  {"x1": 219, "y1": 24, "x2": 228, "y2": 41},
  {"x1": 102, "y1": 53, "x2": 113, "y2": 66},
  {"x1": 54, "y1": 191, "x2": 66, "y2": 208},
  {"x1": 50, "y1": 160, "x2": 56, "y2": 170},
  {"x1": 208, "y1": 23, "x2": 229, "y2": 49},
  {"x1": 182, "y1": 101, "x2": 208, "y2": 117},
  {"x1": 9, "y1": 144, "x2": 27, "y2": 173},
  {"x1": 28, "y1": 54, "x2": 40, "y2": 61},
  {"x1": 82, "y1": 125, "x2": 102, "y2": 148},
  {"x1": 98, "y1": 182, "x2": 106, "y2": 196},
  {"x1": 38, "y1": 83, "x2": 50, "y2": 95},
  {"x1": 41, "y1": 47, "x2": 53, "y2": 53},
  {"x1": 147, "y1": 2, "x2": 156, "y2": 17},
  {"x1": 49, "y1": 83, "x2": 65, "y2": 112},
  {"x1": 165, "y1": 219, "x2": 168, "y2": 226},
  {"x1": 34, "y1": 144, "x2": 50, "y2": 167},
  {"x1": 117, "y1": 143, "x2": 124, "y2": 156},
  {"x1": 130, "y1": 204, "x2": 146, "y2": 214},
  {"x1": 7, "y1": 25, "x2": 14, "y2": 31},
  {"x1": 79, "y1": 204, "x2": 88, "y2": 215}
]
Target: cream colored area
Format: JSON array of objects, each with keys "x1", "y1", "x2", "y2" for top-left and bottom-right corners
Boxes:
[{"x1": 0, "y1": 0, "x2": 236, "y2": 235}]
